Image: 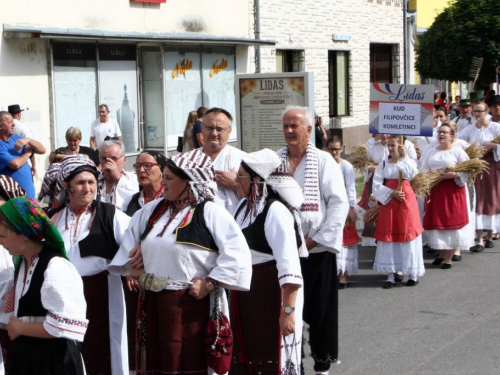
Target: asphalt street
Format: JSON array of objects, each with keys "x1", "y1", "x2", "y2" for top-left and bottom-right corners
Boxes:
[{"x1": 303, "y1": 243, "x2": 500, "y2": 375}]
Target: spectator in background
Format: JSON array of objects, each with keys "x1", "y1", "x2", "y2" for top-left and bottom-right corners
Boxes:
[
  {"x1": 192, "y1": 106, "x2": 207, "y2": 149},
  {"x1": 436, "y1": 92, "x2": 447, "y2": 108},
  {"x1": 181, "y1": 111, "x2": 197, "y2": 152},
  {"x1": 8, "y1": 104, "x2": 36, "y2": 177},
  {"x1": 89, "y1": 104, "x2": 122, "y2": 151},
  {"x1": 66, "y1": 127, "x2": 100, "y2": 167},
  {"x1": 48, "y1": 147, "x2": 72, "y2": 164},
  {"x1": 98, "y1": 140, "x2": 138, "y2": 209},
  {"x1": 314, "y1": 114, "x2": 327, "y2": 149},
  {"x1": 0, "y1": 111, "x2": 46, "y2": 199}
]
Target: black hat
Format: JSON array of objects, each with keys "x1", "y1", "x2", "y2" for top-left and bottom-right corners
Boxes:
[
  {"x1": 487, "y1": 95, "x2": 500, "y2": 107},
  {"x1": 7, "y1": 104, "x2": 23, "y2": 114}
]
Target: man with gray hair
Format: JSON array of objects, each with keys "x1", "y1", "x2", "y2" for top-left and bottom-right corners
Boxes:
[
  {"x1": 278, "y1": 105, "x2": 349, "y2": 375},
  {"x1": 98, "y1": 140, "x2": 137, "y2": 208}
]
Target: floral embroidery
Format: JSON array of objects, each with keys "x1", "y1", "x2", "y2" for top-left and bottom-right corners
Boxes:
[
  {"x1": 278, "y1": 274, "x2": 302, "y2": 280},
  {"x1": 47, "y1": 312, "x2": 88, "y2": 329}
]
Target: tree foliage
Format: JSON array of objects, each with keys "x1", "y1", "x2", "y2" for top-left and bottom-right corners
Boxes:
[{"x1": 415, "y1": 0, "x2": 500, "y2": 87}]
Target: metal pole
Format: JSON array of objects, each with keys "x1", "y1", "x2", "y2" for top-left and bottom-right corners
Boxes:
[
  {"x1": 254, "y1": 0, "x2": 261, "y2": 73},
  {"x1": 403, "y1": 0, "x2": 408, "y2": 84}
]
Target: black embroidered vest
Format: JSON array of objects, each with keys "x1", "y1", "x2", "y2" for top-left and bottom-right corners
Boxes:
[
  {"x1": 47, "y1": 200, "x2": 119, "y2": 260},
  {"x1": 16, "y1": 246, "x2": 60, "y2": 318},
  {"x1": 235, "y1": 192, "x2": 302, "y2": 255},
  {"x1": 125, "y1": 192, "x2": 141, "y2": 217},
  {"x1": 142, "y1": 199, "x2": 219, "y2": 252},
  {"x1": 79, "y1": 202, "x2": 119, "y2": 260}
]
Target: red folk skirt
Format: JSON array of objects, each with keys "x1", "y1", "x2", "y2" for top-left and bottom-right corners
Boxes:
[
  {"x1": 424, "y1": 178, "x2": 469, "y2": 230},
  {"x1": 343, "y1": 222, "x2": 360, "y2": 246},
  {"x1": 475, "y1": 152, "x2": 500, "y2": 216},
  {"x1": 374, "y1": 179, "x2": 423, "y2": 243},
  {"x1": 136, "y1": 289, "x2": 209, "y2": 375}
]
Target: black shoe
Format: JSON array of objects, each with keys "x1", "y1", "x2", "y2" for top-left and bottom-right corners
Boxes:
[
  {"x1": 394, "y1": 273, "x2": 404, "y2": 282},
  {"x1": 338, "y1": 283, "x2": 347, "y2": 289},
  {"x1": 432, "y1": 258, "x2": 445, "y2": 265},
  {"x1": 470, "y1": 244, "x2": 485, "y2": 252},
  {"x1": 406, "y1": 279, "x2": 419, "y2": 287},
  {"x1": 485, "y1": 240, "x2": 494, "y2": 248},
  {"x1": 441, "y1": 263, "x2": 452, "y2": 269},
  {"x1": 451, "y1": 254, "x2": 462, "y2": 261},
  {"x1": 383, "y1": 281, "x2": 395, "y2": 289},
  {"x1": 427, "y1": 248, "x2": 439, "y2": 254}
]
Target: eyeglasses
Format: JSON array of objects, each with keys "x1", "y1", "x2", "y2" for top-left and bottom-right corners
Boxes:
[
  {"x1": 473, "y1": 110, "x2": 486, "y2": 113},
  {"x1": 203, "y1": 124, "x2": 230, "y2": 133},
  {"x1": 437, "y1": 131, "x2": 451, "y2": 135},
  {"x1": 236, "y1": 172, "x2": 250, "y2": 181},
  {"x1": 133, "y1": 162, "x2": 159, "y2": 171},
  {"x1": 327, "y1": 147, "x2": 341, "y2": 152}
]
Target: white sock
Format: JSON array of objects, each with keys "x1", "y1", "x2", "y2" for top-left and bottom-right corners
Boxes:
[{"x1": 387, "y1": 273, "x2": 395, "y2": 283}]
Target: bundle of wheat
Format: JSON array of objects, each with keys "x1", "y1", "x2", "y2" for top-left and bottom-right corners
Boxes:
[
  {"x1": 363, "y1": 204, "x2": 380, "y2": 225},
  {"x1": 447, "y1": 158, "x2": 490, "y2": 182},
  {"x1": 482, "y1": 136, "x2": 500, "y2": 155},
  {"x1": 349, "y1": 144, "x2": 375, "y2": 173},
  {"x1": 465, "y1": 142, "x2": 487, "y2": 160},
  {"x1": 409, "y1": 171, "x2": 431, "y2": 198}
]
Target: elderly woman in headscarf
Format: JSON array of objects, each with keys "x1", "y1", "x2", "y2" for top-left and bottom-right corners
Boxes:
[
  {"x1": 109, "y1": 149, "x2": 252, "y2": 374},
  {"x1": 48, "y1": 154, "x2": 131, "y2": 375},
  {"x1": 0, "y1": 197, "x2": 87, "y2": 374},
  {"x1": 0, "y1": 176, "x2": 25, "y2": 373},
  {"x1": 121, "y1": 150, "x2": 167, "y2": 216},
  {"x1": 230, "y1": 148, "x2": 306, "y2": 374}
]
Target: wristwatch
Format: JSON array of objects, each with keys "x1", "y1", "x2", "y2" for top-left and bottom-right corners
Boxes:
[
  {"x1": 282, "y1": 305, "x2": 295, "y2": 314},
  {"x1": 205, "y1": 279, "x2": 216, "y2": 292}
]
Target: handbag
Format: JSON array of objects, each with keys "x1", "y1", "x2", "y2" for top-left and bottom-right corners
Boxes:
[
  {"x1": 282, "y1": 333, "x2": 299, "y2": 375},
  {"x1": 204, "y1": 283, "x2": 233, "y2": 374},
  {"x1": 177, "y1": 136, "x2": 184, "y2": 153}
]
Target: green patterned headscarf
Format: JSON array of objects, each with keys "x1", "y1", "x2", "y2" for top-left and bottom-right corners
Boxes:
[{"x1": 0, "y1": 197, "x2": 68, "y2": 269}]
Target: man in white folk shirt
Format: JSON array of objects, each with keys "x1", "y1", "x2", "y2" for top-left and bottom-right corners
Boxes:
[
  {"x1": 200, "y1": 107, "x2": 245, "y2": 215},
  {"x1": 277, "y1": 106, "x2": 349, "y2": 375},
  {"x1": 98, "y1": 140, "x2": 138, "y2": 209}
]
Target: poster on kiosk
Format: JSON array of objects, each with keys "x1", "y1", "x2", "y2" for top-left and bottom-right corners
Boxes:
[
  {"x1": 235, "y1": 72, "x2": 315, "y2": 153},
  {"x1": 369, "y1": 83, "x2": 434, "y2": 137}
]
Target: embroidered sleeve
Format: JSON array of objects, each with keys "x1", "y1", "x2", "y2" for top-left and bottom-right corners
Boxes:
[
  {"x1": 204, "y1": 202, "x2": 252, "y2": 291},
  {"x1": 41, "y1": 257, "x2": 88, "y2": 342},
  {"x1": 371, "y1": 162, "x2": 393, "y2": 206},
  {"x1": 264, "y1": 203, "x2": 303, "y2": 287},
  {"x1": 395, "y1": 156, "x2": 418, "y2": 180}
]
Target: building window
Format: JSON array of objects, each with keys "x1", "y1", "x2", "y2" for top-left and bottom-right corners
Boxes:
[
  {"x1": 370, "y1": 44, "x2": 392, "y2": 83},
  {"x1": 276, "y1": 50, "x2": 304, "y2": 72},
  {"x1": 328, "y1": 51, "x2": 349, "y2": 117}
]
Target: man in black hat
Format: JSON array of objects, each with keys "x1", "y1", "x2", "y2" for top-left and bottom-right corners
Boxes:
[
  {"x1": 8, "y1": 104, "x2": 36, "y2": 176},
  {"x1": 452, "y1": 99, "x2": 475, "y2": 133},
  {"x1": 488, "y1": 95, "x2": 500, "y2": 123}
]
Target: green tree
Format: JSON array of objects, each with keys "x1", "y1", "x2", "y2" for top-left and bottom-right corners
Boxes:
[{"x1": 415, "y1": 0, "x2": 500, "y2": 88}]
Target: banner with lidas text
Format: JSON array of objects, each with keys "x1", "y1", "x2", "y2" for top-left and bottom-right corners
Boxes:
[{"x1": 369, "y1": 83, "x2": 434, "y2": 136}]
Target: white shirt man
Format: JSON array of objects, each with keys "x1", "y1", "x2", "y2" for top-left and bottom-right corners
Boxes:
[
  {"x1": 98, "y1": 140, "x2": 138, "y2": 210},
  {"x1": 278, "y1": 106, "x2": 348, "y2": 374},
  {"x1": 200, "y1": 107, "x2": 246, "y2": 215},
  {"x1": 90, "y1": 104, "x2": 123, "y2": 151}
]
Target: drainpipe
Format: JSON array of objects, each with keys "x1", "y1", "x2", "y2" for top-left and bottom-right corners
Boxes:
[
  {"x1": 403, "y1": 0, "x2": 408, "y2": 84},
  {"x1": 254, "y1": 0, "x2": 261, "y2": 73}
]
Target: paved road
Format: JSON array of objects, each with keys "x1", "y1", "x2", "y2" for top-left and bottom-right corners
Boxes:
[{"x1": 303, "y1": 244, "x2": 500, "y2": 375}]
